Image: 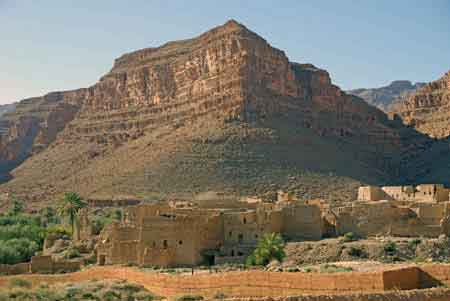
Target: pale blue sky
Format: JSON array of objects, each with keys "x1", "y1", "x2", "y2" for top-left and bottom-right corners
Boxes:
[{"x1": 1, "y1": 1, "x2": 449, "y2": 104}]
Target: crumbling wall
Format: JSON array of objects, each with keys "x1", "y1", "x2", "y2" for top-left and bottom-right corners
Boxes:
[
  {"x1": 0, "y1": 263, "x2": 30, "y2": 275},
  {"x1": 334, "y1": 201, "x2": 446, "y2": 238},
  {"x1": 30, "y1": 256, "x2": 53, "y2": 274}
]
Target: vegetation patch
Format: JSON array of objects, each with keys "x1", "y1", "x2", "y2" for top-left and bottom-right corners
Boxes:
[
  {"x1": 319, "y1": 264, "x2": 353, "y2": 273},
  {"x1": 246, "y1": 233, "x2": 285, "y2": 266},
  {"x1": 0, "y1": 279, "x2": 162, "y2": 301}
]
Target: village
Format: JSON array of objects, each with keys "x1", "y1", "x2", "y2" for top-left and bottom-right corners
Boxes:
[
  {"x1": 2, "y1": 184, "x2": 450, "y2": 300},
  {"x1": 74, "y1": 183, "x2": 450, "y2": 268}
]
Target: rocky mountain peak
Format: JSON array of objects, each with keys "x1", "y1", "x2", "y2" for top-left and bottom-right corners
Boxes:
[
  {"x1": 391, "y1": 70, "x2": 450, "y2": 138},
  {"x1": 1, "y1": 22, "x2": 449, "y2": 205},
  {"x1": 348, "y1": 80, "x2": 426, "y2": 112}
]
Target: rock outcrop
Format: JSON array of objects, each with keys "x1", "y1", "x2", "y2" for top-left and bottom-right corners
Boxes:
[
  {"x1": 391, "y1": 71, "x2": 450, "y2": 138},
  {"x1": 0, "y1": 20, "x2": 449, "y2": 205},
  {"x1": 348, "y1": 81, "x2": 425, "y2": 112}
]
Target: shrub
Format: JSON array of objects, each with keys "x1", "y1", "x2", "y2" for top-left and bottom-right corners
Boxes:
[
  {"x1": 0, "y1": 238, "x2": 39, "y2": 264},
  {"x1": 384, "y1": 241, "x2": 397, "y2": 255},
  {"x1": 103, "y1": 290, "x2": 122, "y2": 301},
  {"x1": 348, "y1": 246, "x2": 366, "y2": 258},
  {"x1": 46, "y1": 225, "x2": 72, "y2": 239},
  {"x1": 9, "y1": 278, "x2": 32, "y2": 289},
  {"x1": 9, "y1": 196, "x2": 24, "y2": 216},
  {"x1": 320, "y1": 264, "x2": 353, "y2": 273},
  {"x1": 92, "y1": 217, "x2": 114, "y2": 235},
  {"x1": 341, "y1": 232, "x2": 358, "y2": 242},
  {"x1": 408, "y1": 239, "x2": 422, "y2": 250},
  {"x1": 65, "y1": 248, "x2": 81, "y2": 259},
  {"x1": 213, "y1": 292, "x2": 227, "y2": 300},
  {"x1": 246, "y1": 233, "x2": 285, "y2": 266},
  {"x1": 38, "y1": 207, "x2": 60, "y2": 226}
]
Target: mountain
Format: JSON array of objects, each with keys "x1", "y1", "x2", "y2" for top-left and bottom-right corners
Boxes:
[
  {"x1": 347, "y1": 81, "x2": 425, "y2": 111},
  {"x1": 1, "y1": 20, "x2": 449, "y2": 207},
  {"x1": 0, "y1": 103, "x2": 16, "y2": 117},
  {"x1": 391, "y1": 71, "x2": 450, "y2": 138}
]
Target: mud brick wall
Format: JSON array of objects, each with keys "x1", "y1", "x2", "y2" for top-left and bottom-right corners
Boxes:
[
  {"x1": 382, "y1": 267, "x2": 420, "y2": 290},
  {"x1": 0, "y1": 263, "x2": 30, "y2": 275}
]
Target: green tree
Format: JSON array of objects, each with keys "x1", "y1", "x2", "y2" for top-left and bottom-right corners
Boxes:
[
  {"x1": 9, "y1": 195, "x2": 24, "y2": 216},
  {"x1": 39, "y1": 206, "x2": 60, "y2": 226},
  {"x1": 246, "y1": 233, "x2": 285, "y2": 266},
  {"x1": 57, "y1": 192, "x2": 87, "y2": 235}
]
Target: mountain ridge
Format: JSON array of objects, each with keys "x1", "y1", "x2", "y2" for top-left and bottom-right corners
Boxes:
[
  {"x1": 347, "y1": 80, "x2": 425, "y2": 111},
  {"x1": 1, "y1": 20, "x2": 449, "y2": 208},
  {"x1": 391, "y1": 71, "x2": 450, "y2": 138}
]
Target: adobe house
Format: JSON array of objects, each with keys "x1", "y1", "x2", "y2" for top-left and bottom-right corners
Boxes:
[
  {"x1": 96, "y1": 199, "x2": 323, "y2": 267},
  {"x1": 358, "y1": 184, "x2": 450, "y2": 203}
]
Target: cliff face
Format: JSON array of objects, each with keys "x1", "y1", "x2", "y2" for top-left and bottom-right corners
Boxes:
[
  {"x1": 60, "y1": 20, "x2": 402, "y2": 150},
  {"x1": 391, "y1": 71, "x2": 450, "y2": 138},
  {"x1": 0, "y1": 20, "x2": 448, "y2": 205},
  {"x1": 347, "y1": 81, "x2": 425, "y2": 112},
  {"x1": 0, "y1": 91, "x2": 83, "y2": 170}
]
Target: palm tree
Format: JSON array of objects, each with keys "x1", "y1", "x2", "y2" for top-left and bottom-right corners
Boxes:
[
  {"x1": 57, "y1": 192, "x2": 87, "y2": 235},
  {"x1": 246, "y1": 232, "x2": 285, "y2": 266}
]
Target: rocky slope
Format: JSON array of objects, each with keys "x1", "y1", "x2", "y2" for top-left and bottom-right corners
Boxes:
[
  {"x1": 391, "y1": 71, "x2": 450, "y2": 138},
  {"x1": 0, "y1": 20, "x2": 449, "y2": 206},
  {"x1": 0, "y1": 103, "x2": 16, "y2": 117},
  {"x1": 347, "y1": 81, "x2": 425, "y2": 111}
]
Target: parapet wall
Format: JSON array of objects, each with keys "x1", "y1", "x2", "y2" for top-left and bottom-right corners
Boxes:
[
  {"x1": 0, "y1": 256, "x2": 80, "y2": 276},
  {"x1": 2, "y1": 265, "x2": 450, "y2": 298},
  {"x1": 0, "y1": 263, "x2": 30, "y2": 275},
  {"x1": 0, "y1": 267, "x2": 412, "y2": 297}
]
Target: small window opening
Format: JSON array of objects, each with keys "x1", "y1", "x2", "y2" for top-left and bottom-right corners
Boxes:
[
  {"x1": 238, "y1": 234, "x2": 244, "y2": 243},
  {"x1": 163, "y1": 240, "x2": 168, "y2": 249}
]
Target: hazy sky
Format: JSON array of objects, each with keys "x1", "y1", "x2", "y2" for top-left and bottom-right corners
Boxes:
[{"x1": 1, "y1": 1, "x2": 449, "y2": 104}]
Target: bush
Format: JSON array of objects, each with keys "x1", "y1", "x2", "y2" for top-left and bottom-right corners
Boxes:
[
  {"x1": 9, "y1": 197, "x2": 24, "y2": 216},
  {"x1": 384, "y1": 241, "x2": 397, "y2": 255},
  {"x1": 38, "y1": 207, "x2": 60, "y2": 226},
  {"x1": 92, "y1": 217, "x2": 114, "y2": 235},
  {"x1": 9, "y1": 278, "x2": 32, "y2": 289},
  {"x1": 0, "y1": 214, "x2": 40, "y2": 226},
  {"x1": 320, "y1": 264, "x2": 353, "y2": 273},
  {"x1": 341, "y1": 232, "x2": 358, "y2": 242},
  {"x1": 348, "y1": 246, "x2": 366, "y2": 258},
  {"x1": 103, "y1": 290, "x2": 122, "y2": 301},
  {"x1": 0, "y1": 238, "x2": 39, "y2": 264},
  {"x1": 65, "y1": 248, "x2": 81, "y2": 259},
  {"x1": 46, "y1": 225, "x2": 71, "y2": 239},
  {"x1": 213, "y1": 292, "x2": 227, "y2": 299},
  {"x1": 246, "y1": 233, "x2": 285, "y2": 266},
  {"x1": 408, "y1": 239, "x2": 422, "y2": 250}
]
